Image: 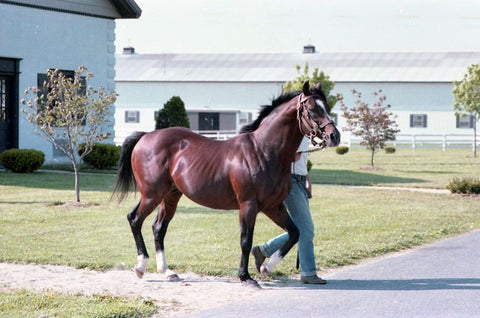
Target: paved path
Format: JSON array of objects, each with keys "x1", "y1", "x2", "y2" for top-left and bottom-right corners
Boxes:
[{"x1": 187, "y1": 229, "x2": 480, "y2": 317}]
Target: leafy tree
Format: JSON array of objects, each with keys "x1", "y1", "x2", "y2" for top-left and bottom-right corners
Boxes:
[
  {"x1": 453, "y1": 64, "x2": 480, "y2": 158},
  {"x1": 155, "y1": 96, "x2": 190, "y2": 129},
  {"x1": 22, "y1": 66, "x2": 117, "y2": 203},
  {"x1": 339, "y1": 89, "x2": 400, "y2": 168},
  {"x1": 283, "y1": 63, "x2": 337, "y2": 110}
]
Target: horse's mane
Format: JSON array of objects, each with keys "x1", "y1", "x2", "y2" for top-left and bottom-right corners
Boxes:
[
  {"x1": 240, "y1": 85, "x2": 328, "y2": 134},
  {"x1": 240, "y1": 91, "x2": 300, "y2": 133}
]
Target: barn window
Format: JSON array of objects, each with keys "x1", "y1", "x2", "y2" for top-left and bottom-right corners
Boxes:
[
  {"x1": 410, "y1": 114, "x2": 427, "y2": 128},
  {"x1": 456, "y1": 114, "x2": 475, "y2": 129},
  {"x1": 125, "y1": 110, "x2": 140, "y2": 123},
  {"x1": 199, "y1": 112, "x2": 219, "y2": 130}
]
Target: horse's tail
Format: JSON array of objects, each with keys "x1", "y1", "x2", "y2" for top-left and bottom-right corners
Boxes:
[{"x1": 111, "y1": 131, "x2": 147, "y2": 202}]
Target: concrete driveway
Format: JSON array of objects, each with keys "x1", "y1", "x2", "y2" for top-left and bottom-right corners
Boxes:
[{"x1": 186, "y1": 229, "x2": 480, "y2": 317}]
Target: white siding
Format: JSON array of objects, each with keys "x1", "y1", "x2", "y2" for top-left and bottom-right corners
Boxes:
[
  {"x1": 0, "y1": 3, "x2": 116, "y2": 163},
  {"x1": 114, "y1": 81, "x2": 284, "y2": 143},
  {"x1": 114, "y1": 51, "x2": 480, "y2": 145}
]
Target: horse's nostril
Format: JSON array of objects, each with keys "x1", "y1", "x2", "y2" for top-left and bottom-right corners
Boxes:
[{"x1": 331, "y1": 131, "x2": 341, "y2": 145}]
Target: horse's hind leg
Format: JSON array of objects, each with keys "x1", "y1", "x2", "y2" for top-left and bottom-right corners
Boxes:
[
  {"x1": 128, "y1": 197, "x2": 161, "y2": 278},
  {"x1": 152, "y1": 186, "x2": 182, "y2": 280},
  {"x1": 260, "y1": 204, "x2": 299, "y2": 276}
]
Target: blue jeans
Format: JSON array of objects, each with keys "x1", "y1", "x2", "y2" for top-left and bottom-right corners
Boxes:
[{"x1": 259, "y1": 175, "x2": 317, "y2": 276}]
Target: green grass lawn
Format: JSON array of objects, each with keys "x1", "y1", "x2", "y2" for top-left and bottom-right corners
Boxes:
[
  {"x1": 1, "y1": 147, "x2": 479, "y2": 275},
  {"x1": 0, "y1": 148, "x2": 479, "y2": 316},
  {"x1": 0, "y1": 290, "x2": 156, "y2": 318},
  {"x1": 1, "y1": 178, "x2": 479, "y2": 275},
  {"x1": 308, "y1": 147, "x2": 480, "y2": 188}
]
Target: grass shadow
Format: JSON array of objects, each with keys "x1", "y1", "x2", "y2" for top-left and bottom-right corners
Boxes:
[
  {"x1": 2, "y1": 168, "x2": 427, "y2": 193},
  {"x1": 0, "y1": 171, "x2": 116, "y2": 192},
  {"x1": 310, "y1": 169, "x2": 426, "y2": 186}
]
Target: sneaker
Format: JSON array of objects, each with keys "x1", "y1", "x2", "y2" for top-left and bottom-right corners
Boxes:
[
  {"x1": 251, "y1": 246, "x2": 265, "y2": 273},
  {"x1": 301, "y1": 275, "x2": 327, "y2": 285}
]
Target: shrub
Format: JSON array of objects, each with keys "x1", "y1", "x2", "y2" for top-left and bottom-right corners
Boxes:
[
  {"x1": 156, "y1": 96, "x2": 190, "y2": 129},
  {"x1": 385, "y1": 146, "x2": 396, "y2": 154},
  {"x1": 79, "y1": 143, "x2": 120, "y2": 169},
  {"x1": 0, "y1": 149, "x2": 45, "y2": 173},
  {"x1": 446, "y1": 177, "x2": 480, "y2": 194},
  {"x1": 335, "y1": 146, "x2": 349, "y2": 155},
  {"x1": 307, "y1": 159, "x2": 312, "y2": 171}
]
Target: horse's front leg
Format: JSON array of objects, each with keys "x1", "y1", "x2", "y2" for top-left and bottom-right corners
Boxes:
[
  {"x1": 238, "y1": 200, "x2": 260, "y2": 289},
  {"x1": 260, "y1": 204, "x2": 300, "y2": 276}
]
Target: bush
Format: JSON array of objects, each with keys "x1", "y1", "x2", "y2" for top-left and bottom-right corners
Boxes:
[
  {"x1": 307, "y1": 159, "x2": 312, "y2": 172},
  {"x1": 0, "y1": 149, "x2": 45, "y2": 173},
  {"x1": 446, "y1": 177, "x2": 480, "y2": 194},
  {"x1": 385, "y1": 146, "x2": 396, "y2": 154},
  {"x1": 156, "y1": 96, "x2": 190, "y2": 130},
  {"x1": 79, "y1": 143, "x2": 120, "y2": 169},
  {"x1": 335, "y1": 146, "x2": 349, "y2": 155}
]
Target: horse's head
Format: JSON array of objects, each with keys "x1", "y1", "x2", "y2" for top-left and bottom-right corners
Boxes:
[{"x1": 296, "y1": 81, "x2": 341, "y2": 149}]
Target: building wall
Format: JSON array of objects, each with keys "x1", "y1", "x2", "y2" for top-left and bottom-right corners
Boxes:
[
  {"x1": 0, "y1": 3, "x2": 116, "y2": 163},
  {"x1": 334, "y1": 82, "x2": 453, "y2": 112},
  {"x1": 333, "y1": 81, "x2": 465, "y2": 138},
  {"x1": 114, "y1": 78, "x2": 469, "y2": 145},
  {"x1": 114, "y1": 81, "x2": 284, "y2": 143}
]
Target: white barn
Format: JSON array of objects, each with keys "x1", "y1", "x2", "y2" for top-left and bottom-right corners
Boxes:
[
  {"x1": 114, "y1": 47, "x2": 480, "y2": 148},
  {"x1": 0, "y1": 0, "x2": 141, "y2": 164}
]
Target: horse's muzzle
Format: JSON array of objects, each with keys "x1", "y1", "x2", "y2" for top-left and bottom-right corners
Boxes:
[
  {"x1": 329, "y1": 128, "x2": 341, "y2": 147},
  {"x1": 317, "y1": 127, "x2": 341, "y2": 148}
]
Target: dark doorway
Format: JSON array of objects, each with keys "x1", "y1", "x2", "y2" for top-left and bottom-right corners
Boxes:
[
  {"x1": 0, "y1": 58, "x2": 20, "y2": 154},
  {"x1": 199, "y1": 112, "x2": 219, "y2": 130}
]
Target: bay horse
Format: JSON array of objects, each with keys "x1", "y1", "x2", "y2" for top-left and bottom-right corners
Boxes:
[{"x1": 112, "y1": 82, "x2": 340, "y2": 288}]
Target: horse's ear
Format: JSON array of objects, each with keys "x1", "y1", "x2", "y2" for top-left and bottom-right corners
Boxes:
[
  {"x1": 302, "y1": 81, "x2": 310, "y2": 95},
  {"x1": 315, "y1": 82, "x2": 322, "y2": 90}
]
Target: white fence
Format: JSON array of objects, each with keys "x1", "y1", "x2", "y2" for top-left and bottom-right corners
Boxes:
[
  {"x1": 348, "y1": 133, "x2": 479, "y2": 151},
  {"x1": 193, "y1": 130, "x2": 238, "y2": 140},
  {"x1": 116, "y1": 129, "x2": 478, "y2": 152},
  {"x1": 114, "y1": 129, "x2": 238, "y2": 145}
]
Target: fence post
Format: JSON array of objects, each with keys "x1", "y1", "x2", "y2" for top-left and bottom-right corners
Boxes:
[
  {"x1": 442, "y1": 134, "x2": 446, "y2": 152},
  {"x1": 412, "y1": 134, "x2": 416, "y2": 151}
]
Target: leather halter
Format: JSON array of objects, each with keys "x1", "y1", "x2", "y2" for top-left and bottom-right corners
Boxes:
[{"x1": 296, "y1": 93, "x2": 334, "y2": 148}]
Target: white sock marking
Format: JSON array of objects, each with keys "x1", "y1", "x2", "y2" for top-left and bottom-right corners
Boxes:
[
  {"x1": 135, "y1": 254, "x2": 148, "y2": 274},
  {"x1": 156, "y1": 250, "x2": 168, "y2": 273},
  {"x1": 156, "y1": 250, "x2": 178, "y2": 278},
  {"x1": 261, "y1": 250, "x2": 283, "y2": 276}
]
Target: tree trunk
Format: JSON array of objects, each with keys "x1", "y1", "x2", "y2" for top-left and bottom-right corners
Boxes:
[
  {"x1": 73, "y1": 161, "x2": 80, "y2": 202},
  {"x1": 370, "y1": 148, "x2": 375, "y2": 168},
  {"x1": 474, "y1": 122, "x2": 477, "y2": 158}
]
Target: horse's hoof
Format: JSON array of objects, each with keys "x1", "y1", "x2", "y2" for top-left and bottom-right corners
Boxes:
[
  {"x1": 259, "y1": 263, "x2": 270, "y2": 277},
  {"x1": 242, "y1": 279, "x2": 262, "y2": 290},
  {"x1": 167, "y1": 273, "x2": 180, "y2": 281},
  {"x1": 134, "y1": 267, "x2": 145, "y2": 279}
]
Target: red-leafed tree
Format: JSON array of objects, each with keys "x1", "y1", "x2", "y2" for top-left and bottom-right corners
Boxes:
[{"x1": 339, "y1": 89, "x2": 400, "y2": 168}]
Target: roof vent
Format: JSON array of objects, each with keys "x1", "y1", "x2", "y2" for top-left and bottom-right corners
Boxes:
[
  {"x1": 123, "y1": 46, "x2": 135, "y2": 55},
  {"x1": 303, "y1": 44, "x2": 315, "y2": 54}
]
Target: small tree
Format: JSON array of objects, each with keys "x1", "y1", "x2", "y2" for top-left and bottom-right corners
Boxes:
[
  {"x1": 339, "y1": 89, "x2": 400, "y2": 168},
  {"x1": 283, "y1": 63, "x2": 337, "y2": 110},
  {"x1": 155, "y1": 96, "x2": 190, "y2": 129},
  {"x1": 453, "y1": 64, "x2": 480, "y2": 158},
  {"x1": 22, "y1": 66, "x2": 117, "y2": 203}
]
